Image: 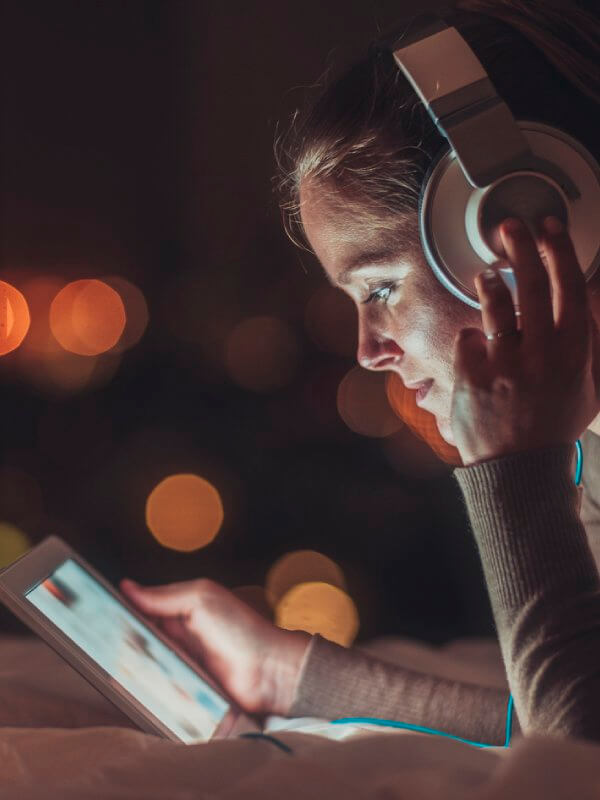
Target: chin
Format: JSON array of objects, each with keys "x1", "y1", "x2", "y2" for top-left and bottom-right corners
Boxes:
[{"x1": 436, "y1": 417, "x2": 455, "y2": 446}]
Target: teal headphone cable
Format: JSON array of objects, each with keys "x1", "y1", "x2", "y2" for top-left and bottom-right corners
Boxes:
[
  {"x1": 331, "y1": 439, "x2": 584, "y2": 748},
  {"x1": 242, "y1": 440, "x2": 583, "y2": 755}
]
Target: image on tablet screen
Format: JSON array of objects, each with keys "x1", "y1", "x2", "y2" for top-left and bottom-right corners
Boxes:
[{"x1": 27, "y1": 558, "x2": 230, "y2": 742}]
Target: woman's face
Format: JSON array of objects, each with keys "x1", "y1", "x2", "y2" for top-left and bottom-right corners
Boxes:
[{"x1": 300, "y1": 181, "x2": 480, "y2": 445}]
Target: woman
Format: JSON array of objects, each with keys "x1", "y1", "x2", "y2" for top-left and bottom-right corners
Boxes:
[{"x1": 123, "y1": 0, "x2": 600, "y2": 743}]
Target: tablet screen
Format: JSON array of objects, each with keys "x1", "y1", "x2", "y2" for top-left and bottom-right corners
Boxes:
[{"x1": 26, "y1": 558, "x2": 230, "y2": 743}]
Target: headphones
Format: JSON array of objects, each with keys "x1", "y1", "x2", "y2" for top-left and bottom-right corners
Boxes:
[{"x1": 390, "y1": 13, "x2": 600, "y2": 308}]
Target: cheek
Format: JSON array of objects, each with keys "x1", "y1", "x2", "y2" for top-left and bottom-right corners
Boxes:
[
  {"x1": 417, "y1": 279, "x2": 479, "y2": 356},
  {"x1": 393, "y1": 280, "x2": 480, "y2": 385}
]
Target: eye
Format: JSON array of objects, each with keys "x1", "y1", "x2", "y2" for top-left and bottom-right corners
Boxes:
[{"x1": 364, "y1": 283, "x2": 396, "y2": 305}]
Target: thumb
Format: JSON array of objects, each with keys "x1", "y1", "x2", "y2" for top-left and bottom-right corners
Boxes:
[
  {"x1": 120, "y1": 578, "x2": 203, "y2": 619},
  {"x1": 454, "y1": 327, "x2": 488, "y2": 384}
]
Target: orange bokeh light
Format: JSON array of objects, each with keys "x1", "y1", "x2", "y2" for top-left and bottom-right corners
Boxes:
[
  {"x1": 145, "y1": 473, "x2": 224, "y2": 552},
  {"x1": 385, "y1": 373, "x2": 462, "y2": 465},
  {"x1": 50, "y1": 279, "x2": 126, "y2": 356},
  {"x1": 225, "y1": 315, "x2": 299, "y2": 392},
  {"x1": 275, "y1": 581, "x2": 359, "y2": 647},
  {"x1": 265, "y1": 550, "x2": 346, "y2": 608},
  {"x1": 17, "y1": 276, "x2": 122, "y2": 394},
  {"x1": 0, "y1": 281, "x2": 30, "y2": 355},
  {"x1": 102, "y1": 276, "x2": 149, "y2": 352},
  {"x1": 337, "y1": 366, "x2": 403, "y2": 438}
]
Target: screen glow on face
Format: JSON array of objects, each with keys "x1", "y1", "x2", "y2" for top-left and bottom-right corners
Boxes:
[{"x1": 27, "y1": 559, "x2": 229, "y2": 743}]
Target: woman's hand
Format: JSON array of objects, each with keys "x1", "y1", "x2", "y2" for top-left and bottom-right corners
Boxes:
[
  {"x1": 121, "y1": 577, "x2": 310, "y2": 716},
  {"x1": 451, "y1": 216, "x2": 600, "y2": 467}
]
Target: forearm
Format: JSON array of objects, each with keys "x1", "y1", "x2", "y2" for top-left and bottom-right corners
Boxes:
[
  {"x1": 580, "y1": 429, "x2": 600, "y2": 567},
  {"x1": 290, "y1": 635, "x2": 516, "y2": 745},
  {"x1": 455, "y1": 444, "x2": 600, "y2": 741}
]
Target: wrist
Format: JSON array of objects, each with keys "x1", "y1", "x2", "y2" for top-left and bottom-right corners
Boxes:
[{"x1": 262, "y1": 629, "x2": 312, "y2": 716}]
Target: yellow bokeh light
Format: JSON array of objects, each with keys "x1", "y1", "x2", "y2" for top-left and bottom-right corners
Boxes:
[
  {"x1": 337, "y1": 366, "x2": 404, "y2": 438},
  {"x1": 50, "y1": 279, "x2": 126, "y2": 356},
  {"x1": 275, "y1": 581, "x2": 359, "y2": 647},
  {"x1": 0, "y1": 281, "x2": 30, "y2": 356},
  {"x1": 145, "y1": 474, "x2": 224, "y2": 552},
  {"x1": 225, "y1": 315, "x2": 299, "y2": 392},
  {"x1": 265, "y1": 550, "x2": 346, "y2": 608},
  {"x1": 0, "y1": 523, "x2": 31, "y2": 568}
]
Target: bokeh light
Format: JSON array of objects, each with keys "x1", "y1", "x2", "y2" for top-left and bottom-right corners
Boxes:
[
  {"x1": 337, "y1": 366, "x2": 404, "y2": 438},
  {"x1": 0, "y1": 523, "x2": 31, "y2": 568},
  {"x1": 50, "y1": 279, "x2": 126, "y2": 356},
  {"x1": 102, "y1": 276, "x2": 149, "y2": 352},
  {"x1": 17, "y1": 276, "x2": 122, "y2": 394},
  {"x1": 275, "y1": 581, "x2": 359, "y2": 647},
  {"x1": 145, "y1": 473, "x2": 224, "y2": 552},
  {"x1": 265, "y1": 549, "x2": 346, "y2": 608},
  {"x1": 304, "y1": 286, "x2": 356, "y2": 357},
  {"x1": 225, "y1": 315, "x2": 300, "y2": 392},
  {"x1": 0, "y1": 281, "x2": 30, "y2": 355},
  {"x1": 19, "y1": 276, "x2": 64, "y2": 355},
  {"x1": 385, "y1": 373, "x2": 462, "y2": 465}
]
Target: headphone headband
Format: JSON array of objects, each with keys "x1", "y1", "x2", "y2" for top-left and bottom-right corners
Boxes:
[
  {"x1": 391, "y1": 15, "x2": 576, "y2": 194},
  {"x1": 385, "y1": 13, "x2": 600, "y2": 308}
]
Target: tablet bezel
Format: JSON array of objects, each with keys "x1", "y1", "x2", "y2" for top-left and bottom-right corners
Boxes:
[{"x1": 0, "y1": 535, "x2": 258, "y2": 742}]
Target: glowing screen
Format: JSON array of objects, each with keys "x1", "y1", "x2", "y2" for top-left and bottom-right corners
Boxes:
[{"x1": 27, "y1": 559, "x2": 229, "y2": 743}]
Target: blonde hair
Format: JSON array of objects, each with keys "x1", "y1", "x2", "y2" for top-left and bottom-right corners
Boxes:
[{"x1": 277, "y1": 0, "x2": 600, "y2": 248}]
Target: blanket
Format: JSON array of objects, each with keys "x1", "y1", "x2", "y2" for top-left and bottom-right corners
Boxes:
[{"x1": 1, "y1": 636, "x2": 598, "y2": 799}]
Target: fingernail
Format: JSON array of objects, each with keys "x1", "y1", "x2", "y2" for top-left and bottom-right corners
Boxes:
[
  {"x1": 480, "y1": 268, "x2": 501, "y2": 287},
  {"x1": 502, "y1": 218, "x2": 524, "y2": 236},
  {"x1": 544, "y1": 216, "x2": 564, "y2": 235}
]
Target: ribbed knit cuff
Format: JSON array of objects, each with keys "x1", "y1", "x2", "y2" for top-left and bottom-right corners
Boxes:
[
  {"x1": 454, "y1": 445, "x2": 599, "y2": 616},
  {"x1": 290, "y1": 635, "x2": 514, "y2": 745}
]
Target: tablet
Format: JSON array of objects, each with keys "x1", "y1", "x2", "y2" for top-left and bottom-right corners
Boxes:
[{"x1": 0, "y1": 535, "x2": 259, "y2": 743}]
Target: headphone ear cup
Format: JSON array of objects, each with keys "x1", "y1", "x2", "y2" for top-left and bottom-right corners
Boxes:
[
  {"x1": 417, "y1": 122, "x2": 600, "y2": 308},
  {"x1": 418, "y1": 143, "x2": 453, "y2": 265},
  {"x1": 418, "y1": 144, "x2": 451, "y2": 224},
  {"x1": 419, "y1": 144, "x2": 450, "y2": 222}
]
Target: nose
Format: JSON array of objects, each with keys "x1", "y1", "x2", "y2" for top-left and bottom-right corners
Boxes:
[{"x1": 357, "y1": 314, "x2": 403, "y2": 370}]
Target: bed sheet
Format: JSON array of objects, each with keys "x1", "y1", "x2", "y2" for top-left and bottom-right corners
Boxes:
[{"x1": 1, "y1": 636, "x2": 599, "y2": 799}]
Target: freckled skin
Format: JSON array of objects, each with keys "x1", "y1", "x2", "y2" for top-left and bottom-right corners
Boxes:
[{"x1": 300, "y1": 181, "x2": 481, "y2": 444}]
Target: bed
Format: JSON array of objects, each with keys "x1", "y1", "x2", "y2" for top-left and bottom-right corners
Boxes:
[{"x1": 1, "y1": 634, "x2": 598, "y2": 799}]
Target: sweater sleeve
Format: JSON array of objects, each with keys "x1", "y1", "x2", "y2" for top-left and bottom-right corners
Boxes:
[
  {"x1": 290, "y1": 634, "x2": 515, "y2": 745},
  {"x1": 580, "y1": 430, "x2": 600, "y2": 567},
  {"x1": 454, "y1": 443, "x2": 600, "y2": 741}
]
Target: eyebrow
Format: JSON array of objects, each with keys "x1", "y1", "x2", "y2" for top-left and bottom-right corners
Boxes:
[{"x1": 336, "y1": 247, "x2": 404, "y2": 286}]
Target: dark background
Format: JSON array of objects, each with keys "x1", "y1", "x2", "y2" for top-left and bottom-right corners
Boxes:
[{"x1": 0, "y1": 0, "x2": 494, "y2": 643}]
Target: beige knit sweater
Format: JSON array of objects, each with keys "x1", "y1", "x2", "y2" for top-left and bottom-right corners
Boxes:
[{"x1": 290, "y1": 430, "x2": 600, "y2": 744}]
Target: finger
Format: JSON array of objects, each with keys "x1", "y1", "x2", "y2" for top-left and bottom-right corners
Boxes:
[
  {"x1": 474, "y1": 268, "x2": 519, "y2": 363},
  {"x1": 160, "y1": 617, "x2": 208, "y2": 662},
  {"x1": 454, "y1": 327, "x2": 489, "y2": 385},
  {"x1": 500, "y1": 218, "x2": 554, "y2": 346},
  {"x1": 542, "y1": 216, "x2": 587, "y2": 339},
  {"x1": 120, "y1": 578, "x2": 205, "y2": 619}
]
